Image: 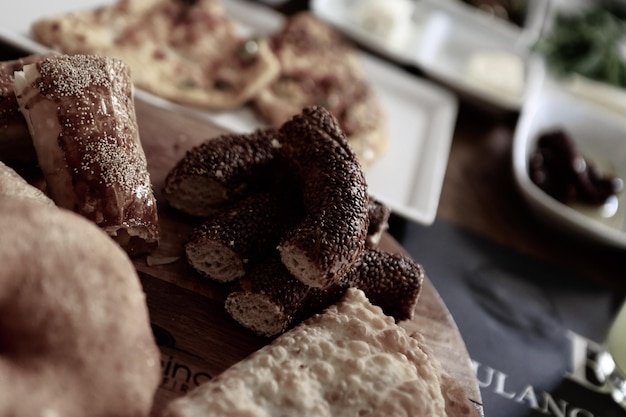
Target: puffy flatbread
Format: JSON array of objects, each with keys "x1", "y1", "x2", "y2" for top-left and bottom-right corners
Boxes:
[
  {"x1": 0, "y1": 198, "x2": 160, "y2": 417},
  {"x1": 31, "y1": 0, "x2": 280, "y2": 110},
  {"x1": 162, "y1": 288, "x2": 481, "y2": 417}
]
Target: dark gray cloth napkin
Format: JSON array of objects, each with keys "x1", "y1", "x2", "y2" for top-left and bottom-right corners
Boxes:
[{"x1": 390, "y1": 216, "x2": 625, "y2": 417}]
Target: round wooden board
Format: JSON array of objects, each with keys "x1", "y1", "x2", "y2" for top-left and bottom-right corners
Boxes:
[{"x1": 132, "y1": 100, "x2": 483, "y2": 415}]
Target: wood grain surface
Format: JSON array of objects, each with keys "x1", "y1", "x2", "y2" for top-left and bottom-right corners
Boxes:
[{"x1": 132, "y1": 99, "x2": 483, "y2": 414}]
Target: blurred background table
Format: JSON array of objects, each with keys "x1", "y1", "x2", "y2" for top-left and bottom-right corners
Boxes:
[{"x1": 433, "y1": 102, "x2": 626, "y2": 290}]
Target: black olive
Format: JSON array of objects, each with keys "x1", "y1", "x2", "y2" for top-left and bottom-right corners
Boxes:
[{"x1": 529, "y1": 129, "x2": 622, "y2": 205}]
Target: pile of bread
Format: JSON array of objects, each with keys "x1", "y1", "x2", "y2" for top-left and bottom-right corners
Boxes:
[
  {"x1": 163, "y1": 106, "x2": 425, "y2": 339},
  {"x1": 0, "y1": 1, "x2": 481, "y2": 416}
]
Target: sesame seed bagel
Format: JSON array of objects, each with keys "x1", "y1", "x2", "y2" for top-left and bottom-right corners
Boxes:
[
  {"x1": 277, "y1": 106, "x2": 369, "y2": 289},
  {"x1": 185, "y1": 186, "x2": 302, "y2": 283},
  {"x1": 163, "y1": 128, "x2": 282, "y2": 217},
  {"x1": 226, "y1": 247, "x2": 424, "y2": 338},
  {"x1": 225, "y1": 255, "x2": 309, "y2": 337},
  {"x1": 343, "y1": 248, "x2": 424, "y2": 322},
  {"x1": 0, "y1": 198, "x2": 160, "y2": 417}
]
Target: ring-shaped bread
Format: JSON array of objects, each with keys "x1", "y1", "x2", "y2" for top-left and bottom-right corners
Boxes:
[{"x1": 277, "y1": 106, "x2": 369, "y2": 288}]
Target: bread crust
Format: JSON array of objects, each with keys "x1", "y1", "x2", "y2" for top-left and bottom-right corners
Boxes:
[
  {"x1": 164, "y1": 128, "x2": 282, "y2": 216},
  {"x1": 0, "y1": 199, "x2": 160, "y2": 417},
  {"x1": 226, "y1": 248, "x2": 423, "y2": 338},
  {"x1": 185, "y1": 186, "x2": 302, "y2": 282}
]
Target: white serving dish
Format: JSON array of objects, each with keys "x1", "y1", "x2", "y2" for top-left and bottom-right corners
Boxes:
[
  {"x1": 436, "y1": 0, "x2": 549, "y2": 43},
  {"x1": 0, "y1": 0, "x2": 459, "y2": 225},
  {"x1": 412, "y1": 0, "x2": 533, "y2": 112},
  {"x1": 312, "y1": 0, "x2": 549, "y2": 112},
  {"x1": 513, "y1": 87, "x2": 626, "y2": 249}
]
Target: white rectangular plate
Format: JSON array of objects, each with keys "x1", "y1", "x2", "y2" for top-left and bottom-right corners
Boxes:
[
  {"x1": 312, "y1": 0, "x2": 549, "y2": 112},
  {"x1": 0, "y1": 0, "x2": 458, "y2": 225}
]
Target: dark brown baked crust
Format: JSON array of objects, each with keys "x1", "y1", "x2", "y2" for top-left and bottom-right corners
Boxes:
[
  {"x1": 277, "y1": 106, "x2": 369, "y2": 289},
  {"x1": 163, "y1": 128, "x2": 282, "y2": 216},
  {"x1": 344, "y1": 248, "x2": 424, "y2": 322},
  {"x1": 225, "y1": 255, "x2": 311, "y2": 337},
  {"x1": 226, "y1": 247, "x2": 423, "y2": 338},
  {"x1": 164, "y1": 106, "x2": 416, "y2": 339},
  {"x1": 366, "y1": 197, "x2": 391, "y2": 247},
  {"x1": 185, "y1": 185, "x2": 302, "y2": 282}
]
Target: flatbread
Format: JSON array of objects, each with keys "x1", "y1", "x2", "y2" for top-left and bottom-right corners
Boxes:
[
  {"x1": 162, "y1": 288, "x2": 481, "y2": 417},
  {"x1": 253, "y1": 12, "x2": 388, "y2": 169},
  {"x1": 31, "y1": 0, "x2": 280, "y2": 110}
]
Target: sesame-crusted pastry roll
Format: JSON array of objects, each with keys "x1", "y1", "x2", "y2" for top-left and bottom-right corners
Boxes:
[
  {"x1": 225, "y1": 255, "x2": 314, "y2": 338},
  {"x1": 13, "y1": 54, "x2": 159, "y2": 256},
  {"x1": 343, "y1": 248, "x2": 424, "y2": 322},
  {"x1": 295, "y1": 249, "x2": 424, "y2": 324}
]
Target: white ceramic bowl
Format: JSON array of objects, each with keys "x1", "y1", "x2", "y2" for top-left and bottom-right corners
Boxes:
[{"x1": 513, "y1": 87, "x2": 626, "y2": 249}]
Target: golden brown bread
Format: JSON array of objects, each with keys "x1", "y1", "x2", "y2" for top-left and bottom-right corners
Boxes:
[{"x1": 0, "y1": 198, "x2": 160, "y2": 417}]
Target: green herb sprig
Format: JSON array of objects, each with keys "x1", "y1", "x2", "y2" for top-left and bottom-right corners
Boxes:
[{"x1": 534, "y1": 8, "x2": 626, "y2": 87}]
